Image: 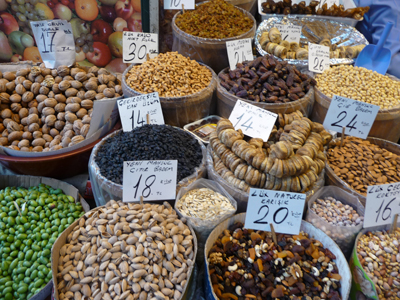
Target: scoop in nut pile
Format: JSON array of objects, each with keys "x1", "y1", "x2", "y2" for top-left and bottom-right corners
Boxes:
[
  {"x1": 56, "y1": 200, "x2": 195, "y2": 300},
  {"x1": 208, "y1": 222, "x2": 343, "y2": 300},
  {"x1": 0, "y1": 64, "x2": 122, "y2": 152},
  {"x1": 210, "y1": 111, "x2": 332, "y2": 193}
]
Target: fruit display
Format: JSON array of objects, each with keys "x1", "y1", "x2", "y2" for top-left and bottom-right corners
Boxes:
[
  {"x1": 0, "y1": 64, "x2": 122, "y2": 152},
  {"x1": 0, "y1": 0, "x2": 141, "y2": 69},
  {"x1": 209, "y1": 111, "x2": 332, "y2": 193},
  {"x1": 0, "y1": 183, "x2": 84, "y2": 300}
]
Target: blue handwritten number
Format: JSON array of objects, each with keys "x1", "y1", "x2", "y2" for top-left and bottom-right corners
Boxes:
[
  {"x1": 375, "y1": 198, "x2": 395, "y2": 223},
  {"x1": 234, "y1": 113, "x2": 253, "y2": 130},
  {"x1": 170, "y1": 0, "x2": 180, "y2": 7},
  {"x1": 41, "y1": 31, "x2": 57, "y2": 53}
]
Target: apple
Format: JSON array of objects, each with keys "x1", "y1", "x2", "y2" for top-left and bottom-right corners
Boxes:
[
  {"x1": 99, "y1": 5, "x2": 117, "y2": 23},
  {"x1": 0, "y1": 0, "x2": 8, "y2": 12},
  {"x1": 108, "y1": 31, "x2": 122, "y2": 58},
  {"x1": 106, "y1": 58, "x2": 129, "y2": 74},
  {"x1": 113, "y1": 17, "x2": 127, "y2": 32},
  {"x1": 70, "y1": 18, "x2": 90, "y2": 39},
  {"x1": 85, "y1": 41, "x2": 112, "y2": 67},
  {"x1": 75, "y1": 49, "x2": 85, "y2": 62},
  {"x1": 90, "y1": 19, "x2": 112, "y2": 44},
  {"x1": 53, "y1": 3, "x2": 72, "y2": 20},
  {"x1": 11, "y1": 53, "x2": 22, "y2": 62},
  {"x1": 127, "y1": 12, "x2": 142, "y2": 32},
  {"x1": 0, "y1": 31, "x2": 13, "y2": 61},
  {"x1": 130, "y1": 0, "x2": 140, "y2": 12},
  {"x1": 0, "y1": 12, "x2": 18, "y2": 35},
  {"x1": 115, "y1": 0, "x2": 133, "y2": 20},
  {"x1": 8, "y1": 31, "x2": 34, "y2": 55},
  {"x1": 99, "y1": 0, "x2": 117, "y2": 7}
]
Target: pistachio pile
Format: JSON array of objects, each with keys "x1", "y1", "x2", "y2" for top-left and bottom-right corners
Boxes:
[
  {"x1": 208, "y1": 222, "x2": 343, "y2": 300},
  {"x1": 0, "y1": 64, "x2": 122, "y2": 152}
]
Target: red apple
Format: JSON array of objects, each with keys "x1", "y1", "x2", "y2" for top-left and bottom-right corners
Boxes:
[
  {"x1": 127, "y1": 12, "x2": 142, "y2": 32},
  {"x1": 106, "y1": 58, "x2": 129, "y2": 74},
  {"x1": 99, "y1": 5, "x2": 117, "y2": 23},
  {"x1": 85, "y1": 41, "x2": 112, "y2": 67},
  {"x1": 113, "y1": 17, "x2": 127, "y2": 32},
  {"x1": 0, "y1": 12, "x2": 19, "y2": 35},
  {"x1": 115, "y1": 0, "x2": 133, "y2": 20},
  {"x1": 90, "y1": 19, "x2": 113, "y2": 44}
]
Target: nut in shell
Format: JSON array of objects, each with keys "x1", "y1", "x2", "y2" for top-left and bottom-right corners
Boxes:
[
  {"x1": 80, "y1": 124, "x2": 90, "y2": 138},
  {"x1": 22, "y1": 92, "x2": 34, "y2": 103},
  {"x1": 84, "y1": 90, "x2": 96, "y2": 100},
  {"x1": 41, "y1": 78, "x2": 55, "y2": 88},
  {"x1": 57, "y1": 65, "x2": 70, "y2": 77},
  {"x1": 103, "y1": 88, "x2": 115, "y2": 98},
  {"x1": 75, "y1": 72, "x2": 87, "y2": 82},
  {"x1": 59, "y1": 80, "x2": 72, "y2": 91}
]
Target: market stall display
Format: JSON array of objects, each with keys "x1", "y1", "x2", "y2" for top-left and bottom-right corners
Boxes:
[
  {"x1": 171, "y1": 0, "x2": 256, "y2": 73},
  {"x1": 52, "y1": 200, "x2": 197, "y2": 300},
  {"x1": 205, "y1": 213, "x2": 352, "y2": 300},
  {"x1": 122, "y1": 52, "x2": 217, "y2": 127},
  {"x1": 216, "y1": 54, "x2": 316, "y2": 118}
]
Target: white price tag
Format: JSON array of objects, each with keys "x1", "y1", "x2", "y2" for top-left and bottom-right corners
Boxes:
[
  {"x1": 308, "y1": 43, "x2": 330, "y2": 73},
  {"x1": 245, "y1": 189, "x2": 305, "y2": 235},
  {"x1": 317, "y1": 0, "x2": 339, "y2": 10},
  {"x1": 123, "y1": 32, "x2": 158, "y2": 64},
  {"x1": 275, "y1": 24, "x2": 302, "y2": 44},
  {"x1": 228, "y1": 100, "x2": 277, "y2": 142},
  {"x1": 164, "y1": 0, "x2": 195, "y2": 9},
  {"x1": 30, "y1": 20, "x2": 75, "y2": 68},
  {"x1": 123, "y1": 160, "x2": 177, "y2": 202},
  {"x1": 364, "y1": 183, "x2": 400, "y2": 228},
  {"x1": 226, "y1": 38, "x2": 253, "y2": 70},
  {"x1": 323, "y1": 95, "x2": 380, "y2": 139},
  {"x1": 117, "y1": 92, "x2": 164, "y2": 132}
]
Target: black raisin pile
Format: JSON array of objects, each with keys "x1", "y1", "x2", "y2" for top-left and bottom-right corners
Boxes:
[{"x1": 95, "y1": 125, "x2": 203, "y2": 184}]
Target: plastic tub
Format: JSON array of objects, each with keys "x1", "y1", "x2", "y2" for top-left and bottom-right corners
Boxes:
[
  {"x1": 325, "y1": 137, "x2": 400, "y2": 206},
  {"x1": 216, "y1": 67, "x2": 315, "y2": 118},
  {"x1": 310, "y1": 80, "x2": 400, "y2": 143},
  {"x1": 171, "y1": 6, "x2": 256, "y2": 74},
  {"x1": 122, "y1": 63, "x2": 217, "y2": 128},
  {"x1": 204, "y1": 213, "x2": 352, "y2": 300}
]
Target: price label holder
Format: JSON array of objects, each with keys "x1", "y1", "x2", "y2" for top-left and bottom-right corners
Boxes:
[
  {"x1": 364, "y1": 183, "x2": 400, "y2": 228},
  {"x1": 275, "y1": 24, "x2": 302, "y2": 44},
  {"x1": 228, "y1": 100, "x2": 277, "y2": 142},
  {"x1": 322, "y1": 95, "x2": 379, "y2": 139},
  {"x1": 117, "y1": 92, "x2": 164, "y2": 132},
  {"x1": 123, "y1": 160, "x2": 177, "y2": 202},
  {"x1": 244, "y1": 189, "x2": 305, "y2": 235},
  {"x1": 226, "y1": 38, "x2": 253, "y2": 70},
  {"x1": 30, "y1": 20, "x2": 75, "y2": 68},
  {"x1": 164, "y1": 0, "x2": 194, "y2": 9},
  {"x1": 123, "y1": 32, "x2": 158, "y2": 64},
  {"x1": 308, "y1": 43, "x2": 330, "y2": 73}
]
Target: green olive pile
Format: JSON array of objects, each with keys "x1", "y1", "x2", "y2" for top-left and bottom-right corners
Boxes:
[{"x1": 0, "y1": 184, "x2": 85, "y2": 300}]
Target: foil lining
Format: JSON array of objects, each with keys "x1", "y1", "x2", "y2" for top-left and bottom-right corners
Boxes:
[{"x1": 255, "y1": 16, "x2": 369, "y2": 67}]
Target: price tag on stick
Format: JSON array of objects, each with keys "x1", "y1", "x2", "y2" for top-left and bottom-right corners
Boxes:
[
  {"x1": 245, "y1": 189, "x2": 305, "y2": 235},
  {"x1": 117, "y1": 92, "x2": 164, "y2": 132},
  {"x1": 123, "y1": 160, "x2": 177, "y2": 202},
  {"x1": 364, "y1": 183, "x2": 400, "y2": 228},
  {"x1": 323, "y1": 95, "x2": 380, "y2": 139},
  {"x1": 30, "y1": 20, "x2": 75, "y2": 68},
  {"x1": 164, "y1": 0, "x2": 194, "y2": 9},
  {"x1": 308, "y1": 43, "x2": 330, "y2": 73},
  {"x1": 228, "y1": 100, "x2": 277, "y2": 142},
  {"x1": 275, "y1": 24, "x2": 302, "y2": 44},
  {"x1": 123, "y1": 32, "x2": 158, "y2": 64},
  {"x1": 226, "y1": 38, "x2": 253, "y2": 70}
]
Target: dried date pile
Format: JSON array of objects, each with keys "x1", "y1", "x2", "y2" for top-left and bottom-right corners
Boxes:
[
  {"x1": 208, "y1": 222, "x2": 343, "y2": 300},
  {"x1": 218, "y1": 55, "x2": 316, "y2": 103}
]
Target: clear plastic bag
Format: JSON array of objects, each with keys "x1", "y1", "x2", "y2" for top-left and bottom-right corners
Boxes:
[
  {"x1": 306, "y1": 185, "x2": 364, "y2": 259},
  {"x1": 171, "y1": 7, "x2": 256, "y2": 74},
  {"x1": 122, "y1": 63, "x2": 218, "y2": 128},
  {"x1": 88, "y1": 129, "x2": 208, "y2": 207},
  {"x1": 175, "y1": 178, "x2": 237, "y2": 263}
]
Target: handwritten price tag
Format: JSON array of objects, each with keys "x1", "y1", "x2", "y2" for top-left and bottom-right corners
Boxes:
[
  {"x1": 228, "y1": 100, "x2": 277, "y2": 142},
  {"x1": 323, "y1": 95, "x2": 380, "y2": 139},
  {"x1": 275, "y1": 24, "x2": 301, "y2": 44},
  {"x1": 364, "y1": 183, "x2": 400, "y2": 228},
  {"x1": 123, "y1": 160, "x2": 177, "y2": 202},
  {"x1": 226, "y1": 38, "x2": 253, "y2": 70},
  {"x1": 30, "y1": 20, "x2": 75, "y2": 68},
  {"x1": 123, "y1": 32, "x2": 158, "y2": 64},
  {"x1": 308, "y1": 43, "x2": 330, "y2": 73},
  {"x1": 117, "y1": 92, "x2": 164, "y2": 132},
  {"x1": 164, "y1": 0, "x2": 194, "y2": 9},
  {"x1": 245, "y1": 189, "x2": 305, "y2": 234}
]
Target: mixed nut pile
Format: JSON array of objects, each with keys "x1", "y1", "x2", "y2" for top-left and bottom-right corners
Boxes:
[
  {"x1": 56, "y1": 200, "x2": 195, "y2": 300},
  {"x1": 208, "y1": 222, "x2": 343, "y2": 300},
  {"x1": 0, "y1": 64, "x2": 121, "y2": 152}
]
